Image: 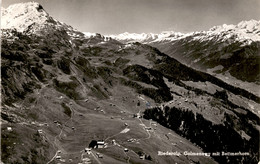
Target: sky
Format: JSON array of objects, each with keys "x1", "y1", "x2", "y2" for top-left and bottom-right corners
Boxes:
[{"x1": 2, "y1": 0, "x2": 260, "y2": 35}]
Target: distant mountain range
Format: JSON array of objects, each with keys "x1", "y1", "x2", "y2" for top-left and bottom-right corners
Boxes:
[
  {"x1": 108, "y1": 20, "x2": 260, "y2": 95},
  {"x1": 109, "y1": 20, "x2": 260, "y2": 44},
  {"x1": 1, "y1": 2, "x2": 259, "y2": 164}
]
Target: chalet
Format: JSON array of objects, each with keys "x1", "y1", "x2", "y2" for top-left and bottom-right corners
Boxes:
[
  {"x1": 97, "y1": 140, "x2": 105, "y2": 148},
  {"x1": 139, "y1": 155, "x2": 145, "y2": 160},
  {"x1": 133, "y1": 113, "x2": 141, "y2": 118},
  {"x1": 37, "y1": 129, "x2": 43, "y2": 134},
  {"x1": 145, "y1": 127, "x2": 152, "y2": 131},
  {"x1": 112, "y1": 139, "x2": 116, "y2": 145},
  {"x1": 85, "y1": 148, "x2": 91, "y2": 154},
  {"x1": 56, "y1": 156, "x2": 61, "y2": 160}
]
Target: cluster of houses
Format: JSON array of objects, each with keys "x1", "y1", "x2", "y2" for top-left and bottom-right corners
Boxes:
[{"x1": 127, "y1": 138, "x2": 136, "y2": 142}]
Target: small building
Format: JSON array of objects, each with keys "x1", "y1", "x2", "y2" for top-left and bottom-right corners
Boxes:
[
  {"x1": 85, "y1": 148, "x2": 91, "y2": 154},
  {"x1": 97, "y1": 140, "x2": 105, "y2": 148},
  {"x1": 85, "y1": 99, "x2": 89, "y2": 102},
  {"x1": 124, "y1": 123, "x2": 128, "y2": 126},
  {"x1": 7, "y1": 127, "x2": 12, "y2": 131},
  {"x1": 56, "y1": 156, "x2": 61, "y2": 160},
  {"x1": 124, "y1": 148, "x2": 128, "y2": 152},
  {"x1": 133, "y1": 113, "x2": 141, "y2": 118},
  {"x1": 112, "y1": 139, "x2": 116, "y2": 145},
  {"x1": 145, "y1": 127, "x2": 152, "y2": 131},
  {"x1": 37, "y1": 129, "x2": 43, "y2": 134},
  {"x1": 139, "y1": 155, "x2": 145, "y2": 160}
]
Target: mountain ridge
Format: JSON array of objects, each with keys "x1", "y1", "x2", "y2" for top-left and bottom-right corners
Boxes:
[{"x1": 108, "y1": 19, "x2": 260, "y2": 44}]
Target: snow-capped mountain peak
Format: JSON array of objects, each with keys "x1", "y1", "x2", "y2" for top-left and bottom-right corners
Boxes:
[
  {"x1": 1, "y1": 2, "x2": 51, "y2": 32},
  {"x1": 203, "y1": 19, "x2": 260, "y2": 43},
  {"x1": 1, "y1": 2, "x2": 87, "y2": 42},
  {"x1": 108, "y1": 31, "x2": 185, "y2": 43}
]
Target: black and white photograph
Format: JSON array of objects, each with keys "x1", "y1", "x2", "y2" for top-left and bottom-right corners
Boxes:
[{"x1": 1, "y1": 0, "x2": 260, "y2": 163}]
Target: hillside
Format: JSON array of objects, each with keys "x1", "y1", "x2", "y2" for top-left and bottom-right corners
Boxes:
[{"x1": 1, "y1": 2, "x2": 260, "y2": 164}]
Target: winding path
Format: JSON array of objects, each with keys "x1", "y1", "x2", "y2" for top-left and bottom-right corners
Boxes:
[{"x1": 46, "y1": 105, "x2": 75, "y2": 164}]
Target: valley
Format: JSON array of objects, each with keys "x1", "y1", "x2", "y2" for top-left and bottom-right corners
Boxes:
[{"x1": 1, "y1": 2, "x2": 260, "y2": 164}]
